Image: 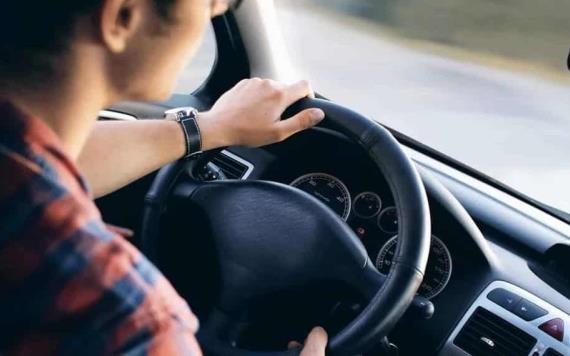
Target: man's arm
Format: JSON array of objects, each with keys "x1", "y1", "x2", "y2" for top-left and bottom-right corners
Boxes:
[
  {"x1": 79, "y1": 79, "x2": 325, "y2": 198},
  {"x1": 78, "y1": 119, "x2": 185, "y2": 198}
]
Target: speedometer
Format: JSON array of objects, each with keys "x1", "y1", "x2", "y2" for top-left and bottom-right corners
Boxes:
[
  {"x1": 376, "y1": 235, "x2": 452, "y2": 299},
  {"x1": 290, "y1": 173, "x2": 351, "y2": 221}
]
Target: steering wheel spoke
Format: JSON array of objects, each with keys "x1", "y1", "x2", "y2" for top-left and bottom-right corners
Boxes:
[
  {"x1": 199, "y1": 308, "x2": 248, "y2": 347},
  {"x1": 351, "y1": 261, "x2": 387, "y2": 301},
  {"x1": 171, "y1": 180, "x2": 203, "y2": 201}
]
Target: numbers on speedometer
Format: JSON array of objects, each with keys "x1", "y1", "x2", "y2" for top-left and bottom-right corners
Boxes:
[
  {"x1": 376, "y1": 235, "x2": 452, "y2": 299},
  {"x1": 290, "y1": 173, "x2": 351, "y2": 221}
]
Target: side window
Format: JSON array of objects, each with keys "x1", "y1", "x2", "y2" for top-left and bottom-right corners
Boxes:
[{"x1": 174, "y1": 24, "x2": 216, "y2": 94}]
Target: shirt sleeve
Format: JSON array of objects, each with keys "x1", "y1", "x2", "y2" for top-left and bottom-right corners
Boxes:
[
  {"x1": 101, "y1": 239, "x2": 203, "y2": 356},
  {"x1": 1, "y1": 187, "x2": 202, "y2": 355},
  {"x1": 60, "y1": 224, "x2": 203, "y2": 356},
  {"x1": 110, "y1": 307, "x2": 202, "y2": 355}
]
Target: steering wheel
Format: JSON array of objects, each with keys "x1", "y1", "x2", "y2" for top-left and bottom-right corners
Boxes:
[{"x1": 141, "y1": 98, "x2": 431, "y2": 355}]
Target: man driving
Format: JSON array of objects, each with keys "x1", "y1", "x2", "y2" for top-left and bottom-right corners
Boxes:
[{"x1": 0, "y1": 0, "x2": 327, "y2": 354}]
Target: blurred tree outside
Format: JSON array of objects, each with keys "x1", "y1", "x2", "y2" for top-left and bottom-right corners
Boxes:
[{"x1": 308, "y1": 0, "x2": 570, "y2": 74}]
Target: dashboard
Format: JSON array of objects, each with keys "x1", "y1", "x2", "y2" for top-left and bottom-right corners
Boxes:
[
  {"x1": 183, "y1": 126, "x2": 496, "y2": 354},
  {"x1": 182, "y1": 124, "x2": 570, "y2": 356}
]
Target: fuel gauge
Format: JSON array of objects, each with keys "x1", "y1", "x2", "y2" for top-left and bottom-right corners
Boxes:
[
  {"x1": 353, "y1": 192, "x2": 382, "y2": 219},
  {"x1": 377, "y1": 207, "x2": 398, "y2": 234}
]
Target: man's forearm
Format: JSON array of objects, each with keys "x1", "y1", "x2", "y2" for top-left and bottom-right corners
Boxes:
[
  {"x1": 78, "y1": 79, "x2": 324, "y2": 199},
  {"x1": 78, "y1": 120, "x2": 186, "y2": 198}
]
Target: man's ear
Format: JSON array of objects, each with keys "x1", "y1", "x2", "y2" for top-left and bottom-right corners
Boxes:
[{"x1": 99, "y1": 0, "x2": 143, "y2": 53}]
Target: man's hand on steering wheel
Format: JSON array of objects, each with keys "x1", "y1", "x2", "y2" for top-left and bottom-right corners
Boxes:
[{"x1": 196, "y1": 78, "x2": 326, "y2": 150}]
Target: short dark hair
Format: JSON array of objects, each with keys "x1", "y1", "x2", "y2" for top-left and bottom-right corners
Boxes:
[{"x1": 0, "y1": 0, "x2": 175, "y2": 86}]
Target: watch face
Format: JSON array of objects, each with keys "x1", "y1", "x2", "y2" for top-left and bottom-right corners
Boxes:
[{"x1": 164, "y1": 107, "x2": 198, "y2": 120}]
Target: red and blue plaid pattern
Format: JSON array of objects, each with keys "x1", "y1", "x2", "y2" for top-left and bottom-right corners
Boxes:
[{"x1": 0, "y1": 101, "x2": 201, "y2": 355}]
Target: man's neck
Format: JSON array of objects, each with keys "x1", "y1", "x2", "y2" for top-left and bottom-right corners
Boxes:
[{"x1": 3, "y1": 58, "x2": 112, "y2": 160}]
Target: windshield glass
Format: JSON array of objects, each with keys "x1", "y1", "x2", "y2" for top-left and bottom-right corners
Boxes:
[
  {"x1": 175, "y1": 24, "x2": 216, "y2": 94},
  {"x1": 274, "y1": 0, "x2": 570, "y2": 216}
]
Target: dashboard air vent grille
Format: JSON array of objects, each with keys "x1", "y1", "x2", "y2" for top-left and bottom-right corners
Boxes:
[
  {"x1": 195, "y1": 151, "x2": 253, "y2": 181},
  {"x1": 211, "y1": 153, "x2": 248, "y2": 180},
  {"x1": 454, "y1": 307, "x2": 536, "y2": 356}
]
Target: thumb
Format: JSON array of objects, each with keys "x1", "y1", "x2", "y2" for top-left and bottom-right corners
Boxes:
[
  {"x1": 300, "y1": 327, "x2": 328, "y2": 356},
  {"x1": 275, "y1": 108, "x2": 325, "y2": 140}
]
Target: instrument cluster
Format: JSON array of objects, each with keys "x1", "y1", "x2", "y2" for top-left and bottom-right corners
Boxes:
[
  {"x1": 290, "y1": 172, "x2": 453, "y2": 300},
  {"x1": 290, "y1": 172, "x2": 399, "y2": 233}
]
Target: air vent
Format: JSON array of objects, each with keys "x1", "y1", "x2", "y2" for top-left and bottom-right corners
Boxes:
[
  {"x1": 454, "y1": 307, "x2": 536, "y2": 356},
  {"x1": 198, "y1": 150, "x2": 253, "y2": 181}
]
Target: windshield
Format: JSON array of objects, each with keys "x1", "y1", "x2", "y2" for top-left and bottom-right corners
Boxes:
[
  {"x1": 274, "y1": 0, "x2": 570, "y2": 217},
  {"x1": 175, "y1": 24, "x2": 216, "y2": 94}
]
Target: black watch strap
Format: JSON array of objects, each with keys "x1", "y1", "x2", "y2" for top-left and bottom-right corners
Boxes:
[{"x1": 165, "y1": 108, "x2": 203, "y2": 159}]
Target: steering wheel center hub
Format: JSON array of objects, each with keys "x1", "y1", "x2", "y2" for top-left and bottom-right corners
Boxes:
[{"x1": 189, "y1": 180, "x2": 368, "y2": 313}]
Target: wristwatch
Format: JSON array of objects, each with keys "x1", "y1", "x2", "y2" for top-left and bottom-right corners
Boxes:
[{"x1": 164, "y1": 107, "x2": 203, "y2": 159}]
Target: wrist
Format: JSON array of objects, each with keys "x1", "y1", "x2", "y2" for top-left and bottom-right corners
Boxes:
[
  {"x1": 165, "y1": 107, "x2": 204, "y2": 158},
  {"x1": 196, "y1": 111, "x2": 232, "y2": 150},
  {"x1": 164, "y1": 120, "x2": 188, "y2": 159}
]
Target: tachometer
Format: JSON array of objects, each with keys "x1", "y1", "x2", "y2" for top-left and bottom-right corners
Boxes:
[
  {"x1": 291, "y1": 173, "x2": 351, "y2": 221},
  {"x1": 376, "y1": 235, "x2": 452, "y2": 299}
]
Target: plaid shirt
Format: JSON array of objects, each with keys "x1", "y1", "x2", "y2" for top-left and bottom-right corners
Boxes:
[{"x1": 0, "y1": 101, "x2": 201, "y2": 355}]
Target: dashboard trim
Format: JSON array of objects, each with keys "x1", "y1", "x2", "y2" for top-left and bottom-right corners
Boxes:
[
  {"x1": 440, "y1": 280, "x2": 569, "y2": 356},
  {"x1": 405, "y1": 147, "x2": 570, "y2": 243},
  {"x1": 98, "y1": 110, "x2": 138, "y2": 121},
  {"x1": 221, "y1": 149, "x2": 255, "y2": 180}
]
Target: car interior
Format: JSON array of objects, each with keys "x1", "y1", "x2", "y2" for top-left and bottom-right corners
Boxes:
[{"x1": 95, "y1": 1, "x2": 570, "y2": 355}]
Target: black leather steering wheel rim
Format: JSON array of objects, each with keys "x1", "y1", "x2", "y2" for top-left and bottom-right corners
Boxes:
[{"x1": 141, "y1": 98, "x2": 431, "y2": 355}]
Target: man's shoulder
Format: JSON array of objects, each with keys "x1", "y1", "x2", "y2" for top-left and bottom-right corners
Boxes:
[
  {"x1": 0, "y1": 141, "x2": 93, "y2": 237},
  {"x1": 0, "y1": 148, "x2": 198, "y2": 353}
]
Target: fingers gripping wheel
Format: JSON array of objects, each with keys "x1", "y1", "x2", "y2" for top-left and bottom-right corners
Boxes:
[{"x1": 141, "y1": 98, "x2": 431, "y2": 355}]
